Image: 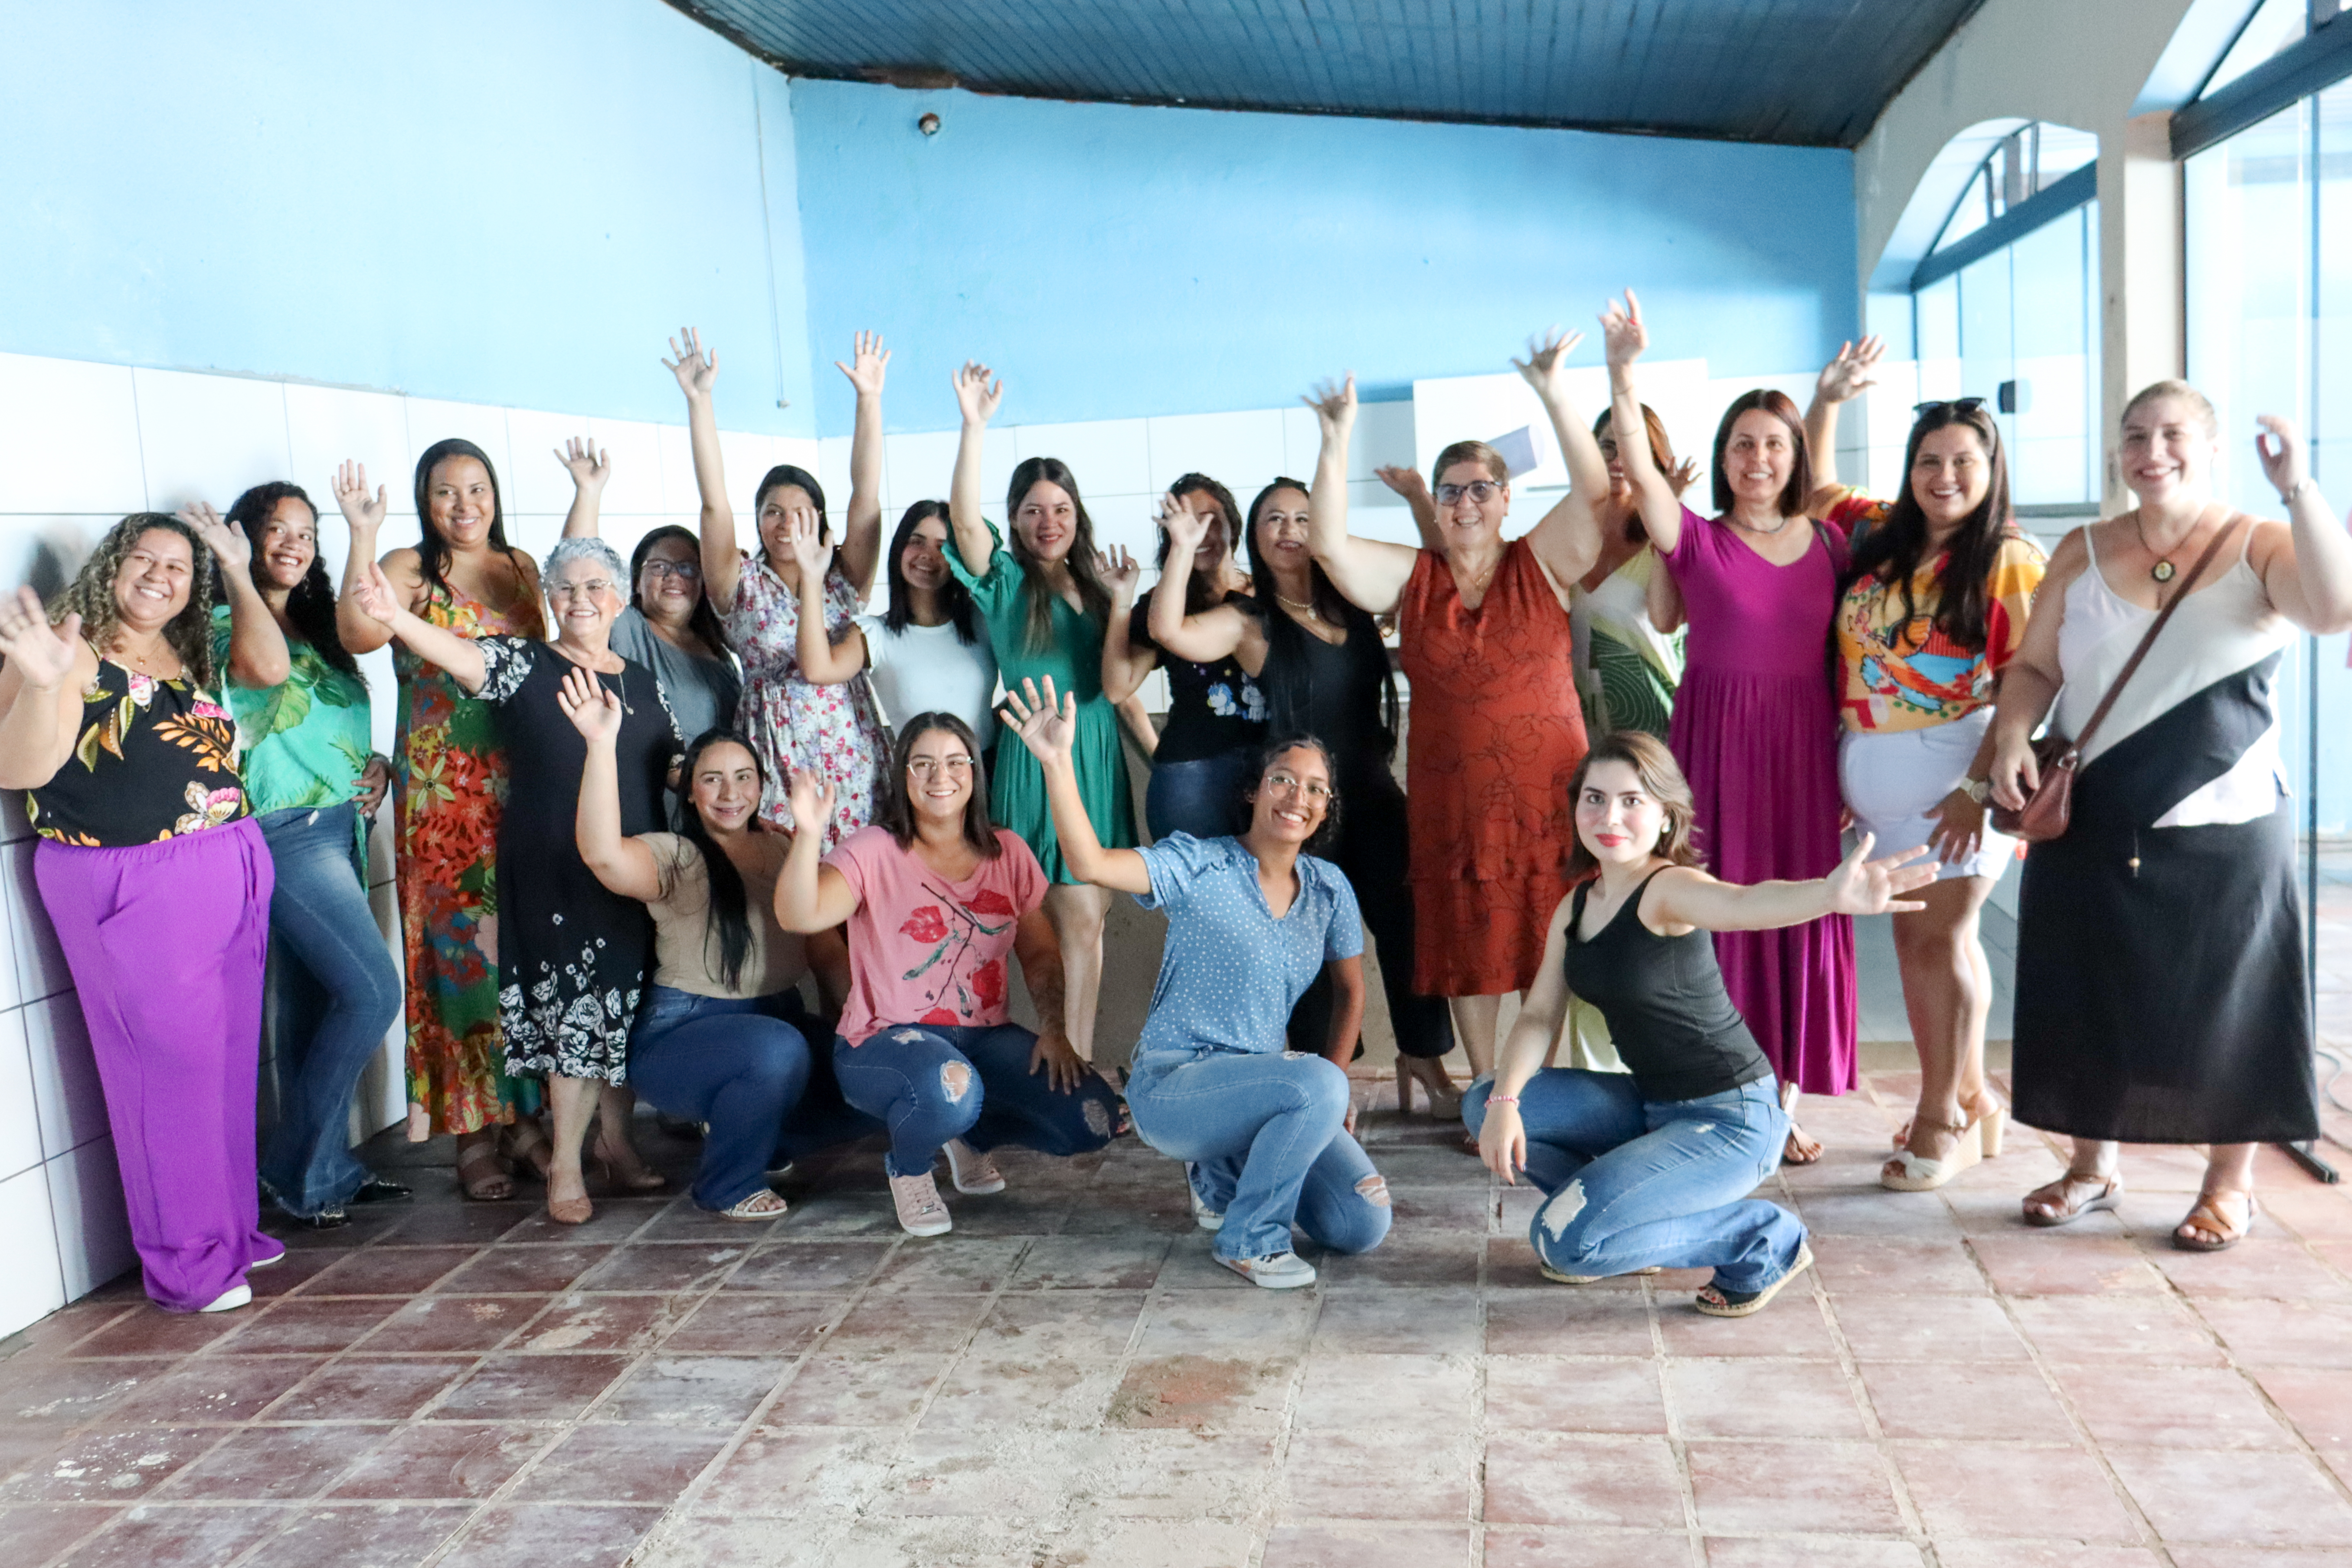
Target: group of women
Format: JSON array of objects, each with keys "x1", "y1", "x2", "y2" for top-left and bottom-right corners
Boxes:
[{"x1": 0, "y1": 298, "x2": 2341, "y2": 1317}]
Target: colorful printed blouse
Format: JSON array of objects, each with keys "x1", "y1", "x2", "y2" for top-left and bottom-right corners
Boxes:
[
  {"x1": 28, "y1": 656, "x2": 247, "y2": 845},
  {"x1": 1825, "y1": 491, "x2": 2048, "y2": 733},
  {"x1": 210, "y1": 606, "x2": 373, "y2": 817}
]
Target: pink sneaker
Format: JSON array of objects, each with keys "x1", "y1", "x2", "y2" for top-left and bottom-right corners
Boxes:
[
  {"x1": 942, "y1": 1139, "x2": 1007, "y2": 1195},
  {"x1": 889, "y1": 1169, "x2": 952, "y2": 1237}
]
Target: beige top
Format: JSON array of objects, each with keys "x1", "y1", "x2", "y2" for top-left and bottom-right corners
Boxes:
[{"x1": 641, "y1": 832, "x2": 808, "y2": 999}]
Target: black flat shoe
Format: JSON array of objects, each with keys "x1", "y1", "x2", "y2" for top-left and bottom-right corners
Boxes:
[
  {"x1": 280, "y1": 1206, "x2": 350, "y2": 1230},
  {"x1": 347, "y1": 1176, "x2": 412, "y2": 1205}
]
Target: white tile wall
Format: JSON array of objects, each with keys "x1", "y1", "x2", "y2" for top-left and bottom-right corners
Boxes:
[
  {"x1": 0, "y1": 1166, "x2": 66, "y2": 1332},
  {"x1": 46, "y1": 1137, "x2": 135, "y2": 1301},
  {"x1": 0, "y1": 1008, "x2": 43, "y2": 1182}
]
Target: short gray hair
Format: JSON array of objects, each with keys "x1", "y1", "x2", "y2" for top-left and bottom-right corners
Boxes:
[{"x1": 543, "y1": 535, "x2": 627, "y2": 587}]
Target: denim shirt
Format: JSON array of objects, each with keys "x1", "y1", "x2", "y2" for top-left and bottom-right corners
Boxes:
[{"x1": 1132, "y1": 833, "x2": 1361, "y2": 1062}]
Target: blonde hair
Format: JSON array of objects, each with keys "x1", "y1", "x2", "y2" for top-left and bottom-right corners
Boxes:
[{"x1": 2121, "y1": 379, "x2": 2219, "y2": 438}]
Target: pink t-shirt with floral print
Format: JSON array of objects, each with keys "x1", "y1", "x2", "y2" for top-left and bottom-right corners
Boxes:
[{"x1": 824, "y1": 824, "x2": 1048, "y2": 1046}]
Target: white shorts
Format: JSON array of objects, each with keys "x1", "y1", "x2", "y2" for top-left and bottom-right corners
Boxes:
[{"x1": 1838, "y1": 712, "x2": 2016, "y2": 884}]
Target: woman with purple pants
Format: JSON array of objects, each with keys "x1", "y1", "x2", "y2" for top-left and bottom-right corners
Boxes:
[{"x1": 0, "y1": 508, "x2": 291, "y2": 1313}]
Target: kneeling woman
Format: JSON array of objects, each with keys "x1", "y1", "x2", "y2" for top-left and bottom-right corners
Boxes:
[
  {"x1": 1468, "y1": 733, "x2": 1932, "y2": 1316},
  {"x1": 1008, "y1": 677, "x2": 1391, "y2": 1290},
  {"x1": 775, "y1": 713, "x2": 1120, "y2": 1236}
]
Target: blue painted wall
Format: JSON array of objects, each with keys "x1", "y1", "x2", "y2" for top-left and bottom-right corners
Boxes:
[
  {"x1": 789, "y1": 82, "x2": 1859, "y2": 435},
  {"x1": 0, "y1": 0, "x2": 812, "y2": 435}
]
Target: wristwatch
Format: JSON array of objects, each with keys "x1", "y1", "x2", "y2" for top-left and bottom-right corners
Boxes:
[{"x1": 1959, "y1": 776, "x2": 1991, "y2": 805}]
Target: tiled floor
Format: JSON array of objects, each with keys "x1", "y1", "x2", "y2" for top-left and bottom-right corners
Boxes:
[{"x1": 3, "y1": 1068, "x2": 2352, "y2": 1568}]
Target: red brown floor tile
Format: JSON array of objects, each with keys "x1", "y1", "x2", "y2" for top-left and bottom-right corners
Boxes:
[
  {"x1": 266, "y1": 1357, "x2": 477, "y2": 1422},
  {"x1": 510, "y1": 1422, "x2": 731, "y2": 1504},
  {"x1": 51, "y1": 1503, "x2": 286, "y2": 1568},
  {"x1": 1481, "y1": 1432, "x2": 1686, "y2": 1529},
  {"x1": 1685, "y1": 1438, "x2": 1907, "y2": 1534},
  {"x1": 1483, "y1": 1355, "x2": 1668, "y2": 1435},
  {"x1": 234, "y1": 1504, "x2": 474, "y2": 1568},
  {"x1": 152, "y1": 1421, "x2": 382, "y2": 1499},
  {"x1": 328, "y1": 1423, "x2": 553, "y2": 1500}
]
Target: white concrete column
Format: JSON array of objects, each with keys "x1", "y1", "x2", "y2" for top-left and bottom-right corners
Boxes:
[{"x1": 2098, "y1": 108, "x2": 2186, "y2": 511}]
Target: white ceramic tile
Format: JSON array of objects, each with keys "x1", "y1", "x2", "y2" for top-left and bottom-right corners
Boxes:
[
  {"x1": 131, "y1": 367, "x2": 291, "y2": 515},
  {"x1": 0, "y1": 1009, "x2": 39, "y2": 1179},
  {"x1": 1351, "y1": 401, "x2": 1418, "y2": 477},
  {"x1": 0, "y1": 789, "x2": 30, "y2": 848},
  {"x1": 1146, "y1": 409, "x2": 1287, "y2": 497},
  {"x1": 0, "y1": 1165, "x2": 65, "y2": 1337},
  {"x1": 356, "y1": 645, "x2": 399, "y2": 759},
  {"x1": 46, "y1": 1137, "x2": 134, "y2": 1302},
  {"x1": 23, "y1": 992, "x2": 106, "y2": 1159},
  {"x1": 503, "y1": 513, "x2": 567, "y2": 566},
  {"x1": 1085, "y1": 495, "x2": 1165, "y2": 570},
  {"x1": 503, "y1": 406, "x2": 596, "y2": 517},
  {"x1": 971, "y1": 421, "x2": 1020, "y2": 511},
  {"x1": 814, "y1": 435, "x2": 854, "y2": 505},
  {"x1": 652, "y1": 422, "x2": 696, "y2": 517},
  {"x1": 4, "y1": 839, "x2": 70, "y2": 1002},
  {"x1": 717, "y1": 430, "x2": 795, "y2": 516},
  {"x1": 586, "y1": 417, "x2": 669, "y2": 518},
  {"x1": 403, "y1": 399, "x2": 515, "y2": 496},
  {"x1": 777, "y1": 436, "x2": 821, "y2": 473},
  {"x1": 1281, "y1": 405, "x2": 1323, "y2": 480},
  {"x1": 1348, "y1": 501, "x2": 1426, "y2": 551},
  {"x1": 883, "y1": 429, "x2": 958, "y2": 512},
  {"x1": 0, "y1": 514, "x2": 114, "y2": 606},
  {"x1": 0, "y1": 353, "x2": 146, "y2": 515},
  {"x1": 1011, "y1": 419, "x2": 1151, "y2": 498},
  {"x1": 282, "y1": 383, "x2": 414, "y2": 517}
]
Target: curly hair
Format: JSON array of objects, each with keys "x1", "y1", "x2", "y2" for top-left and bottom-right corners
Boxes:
[
  {"x1": 53, "y1": 513, "x2": 220, "y2": 690},
  {"x1": 226, "y1": 481, "x2": 362, "y2": 682}
]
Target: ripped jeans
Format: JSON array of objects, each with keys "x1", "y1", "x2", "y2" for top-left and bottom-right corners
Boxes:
[
  {"x1": 1464, "y1": 1073, "x2": 1805, "y2": 1294},
  {"x1": 1125, "y1": 1047, "x2": 1392, "y2": 1264},
  {"x1": 832, "y1": 1023, "x2": 1121, "y2": 1178}
]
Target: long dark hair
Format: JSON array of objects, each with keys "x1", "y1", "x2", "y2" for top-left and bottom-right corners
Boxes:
[
  {"x1": 1563, "y1": 731, "x2": 1705, "y2": 881},
  {"x1": 1244, "y1": 478, "x2": 1397, "y2": 770},
  {"x1": 412, "y1": 439, "x2": 527, "y2": 600},
  {"x1": 1007, "y1": 457, "x2": 1111, "y2": 651},
  {"x1": 1709, "y1": 390, "x2": 1813, "y2": 517},
  {"x1": 882, "y1": 501, "x2": 978, "y2": 643},
  {"x1": 673, "y1": 729, "x2": 767, "y2": 993},
  {"x1": 752, "y1": 465, "x2": 843, "y2": 583},
  {"x1": 1846, "y1": 402, "x2": 2013, "y2": 651},
  {"x1": 1155, "y1": 472, "x2": 1246, "y2": 616},
  {"x1": 877, "y1": 712, "x2": 1001, "y2": 858},
  {"x1": 226, "y1": 482, "x2": 361, "y2": 682},
  {"x1": 628, "y1": 524, "x2": 730, "y2": 657},
  {"x1": 1245, "y1": 733, "x2": 1342, "y2": 854}
]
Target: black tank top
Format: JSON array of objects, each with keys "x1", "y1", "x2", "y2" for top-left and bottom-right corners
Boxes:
[
  {"x1": 1561, "y1": 867, "x2": 1771, "y2": 1103},
  {"x1": 27, "y1": 658, "x2": 250, "y2": 847}
]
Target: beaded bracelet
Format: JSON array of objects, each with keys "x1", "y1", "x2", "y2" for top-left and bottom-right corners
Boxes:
[{"x1": 1485, "y1": 1095, "x2": 1521, "y2": 1107}]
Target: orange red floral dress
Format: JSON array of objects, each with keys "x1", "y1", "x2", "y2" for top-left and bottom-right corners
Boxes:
[{"x1": 393, "y1": 581, "x2": 543, "y2": 1137}]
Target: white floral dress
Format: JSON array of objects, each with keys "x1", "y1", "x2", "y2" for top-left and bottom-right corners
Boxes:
[{"x1": 723, "y1": 552, "x2": 888, "y2": 850}]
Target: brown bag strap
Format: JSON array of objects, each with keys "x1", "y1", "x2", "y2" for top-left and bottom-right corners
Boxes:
[{"x1": 2070, "y1": 511, "x2": 2242, "y2": 756}]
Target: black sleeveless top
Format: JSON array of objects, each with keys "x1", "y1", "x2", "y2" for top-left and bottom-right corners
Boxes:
[
  {"x1": 1256, "y1": 606, "x2": 1397, "y2": 794},
  {"x1": 27, "y1": 658, "x2": 249, "y2": 848},
  {"x1": 1562, "y1": 868, "x2": 1770, "y2": 1103},
  {"x1": 1129, "y1": 599, "x2": 1266, "y2": 764}
]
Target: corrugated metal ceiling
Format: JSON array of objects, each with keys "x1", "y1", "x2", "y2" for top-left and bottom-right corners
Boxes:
[{"x1": 666, "y1": 0, "x2": 1983, "y2": 147}]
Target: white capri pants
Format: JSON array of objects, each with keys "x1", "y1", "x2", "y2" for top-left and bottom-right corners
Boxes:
[{"x1": 1838, "y1": 710, "x2": 2016, "y2": 884}]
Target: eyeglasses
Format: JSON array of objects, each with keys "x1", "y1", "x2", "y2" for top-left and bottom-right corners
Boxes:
[
  {"x1": 1913, "y1": 398, "x2": 1989, "y2": 418},
  {"x1": 641, "y1": 560, "x2": 701, "y2": 580},
  {"x1": 546, "y1": 578, "x2": 617, "y2": 599},
  {"x1": 907, "y1": 756, "x2": 974, "y2": 779},
  {"x1": 1433, "y1": 480, "x2": 1505, "y2": 506},
  {"x1": 1264, "y1": 771, "x2": 1332, "y2": 802}
]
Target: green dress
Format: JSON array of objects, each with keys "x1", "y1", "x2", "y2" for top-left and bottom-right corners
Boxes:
[{"x1": 946, "y1": 538, "x2": 1135, "y2": 883}]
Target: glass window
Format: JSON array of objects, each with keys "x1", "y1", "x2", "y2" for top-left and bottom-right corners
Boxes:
[{"x1": 2203, "y1": 0, "x2": 2308, "y2": 98}]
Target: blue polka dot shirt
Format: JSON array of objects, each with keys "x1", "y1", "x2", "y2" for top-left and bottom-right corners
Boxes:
[{"x1": 1132, "y1": 833, "x2": 1362, "y2": 1062}]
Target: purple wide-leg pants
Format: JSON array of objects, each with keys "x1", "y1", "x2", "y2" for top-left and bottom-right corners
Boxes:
[{"x1": 35, "y1": 816, "x2": 280, "y2": 1312}]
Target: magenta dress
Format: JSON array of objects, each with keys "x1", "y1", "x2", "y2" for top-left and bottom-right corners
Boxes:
[{"x1": 1661, "y1": 506, "x2": 1855, "y2": 1098}]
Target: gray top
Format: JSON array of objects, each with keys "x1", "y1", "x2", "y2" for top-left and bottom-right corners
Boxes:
[{"x1": 610, "y1": 605, "x2": 741, "y2": 746}]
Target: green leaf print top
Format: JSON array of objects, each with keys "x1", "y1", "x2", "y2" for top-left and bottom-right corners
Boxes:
[{"x1": 210, "y1": 605, "x2": 373, "y2": 817}]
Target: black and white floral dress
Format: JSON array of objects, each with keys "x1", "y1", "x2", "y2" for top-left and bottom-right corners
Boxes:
[{"x1": 477, "y1": 638, "x2": 679, "y2": 1082}]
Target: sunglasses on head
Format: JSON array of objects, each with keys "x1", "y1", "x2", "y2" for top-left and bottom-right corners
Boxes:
[{"x1": 1913, "y1": 397, "x2": 1989, "y2": 418}]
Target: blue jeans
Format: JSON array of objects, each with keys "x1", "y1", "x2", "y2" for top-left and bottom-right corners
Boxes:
[
  {"x1": 1145, "y1": 749, "x2": 1253, "y2": 840},
  {"x1": 1126, "y1": 1047, "x2": 1391, "y2": 1263},
  {"x1": 1464, "y1": 1073, "x2": 1804, "y2": 1293},
  {"x1": 832, "y1": 1023, "x2": 1120, "y2": 1178},
  {"x1": 255, "y1": 803, "x2": 402, "y2": 1219},
  {"x1": 631, "y1": 986, "x2": 878, "y2": 1210}
]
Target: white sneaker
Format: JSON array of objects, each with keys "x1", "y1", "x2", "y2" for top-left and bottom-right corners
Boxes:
[
  {"x1": 1218, "y1": 1251, "x2": 1316, "y2": 1290},
  {"x1": 248, "y1": 1247, "x2": 287, "y2": 1271},
  {"x1": 199, "y1": 1283, "x2": 253, "y2": 1313},
  {"x1": 942, "y1": 1139, "x2": 1007, "y2": 1195},
  {"x1": 1185, "y1": 1167, "x2": 1225, "y2": 1232},
  {"x1": 888, "y1": 1170, "x2": 953, "y2": 1237}
]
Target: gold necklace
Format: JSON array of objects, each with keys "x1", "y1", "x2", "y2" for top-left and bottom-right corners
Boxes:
[
  {"x1": 1276, "y1": 592, "x2": 1323, "y2": 619},
  {"x1": 2133, "y1": 507, "x2": 2197, "y2": 584}
]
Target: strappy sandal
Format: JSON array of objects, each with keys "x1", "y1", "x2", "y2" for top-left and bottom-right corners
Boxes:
[
  {"x1": 1695, "y1": 1244, "x2": 1814, "y2": 1318},
  {"x1": 1781, "y1": 1124, "x2": 1824, "y2": 1166},
  {"x1": 456, "y1": 1136, "x2": 513, "y2": 1202},
  {"x1": 1881, "y1": 1104, "x2": 2005, "y2": 1192},
  {"x1": 2022, "y1": 1169, "x2": 2123, "y2": 1228},
  {"x1": 712, "y1": 1190, "x2": 789, "y2": 1221},
  {"x1": 2172, "y1": 1189, "x2": 2257, "y2": 1253},
  {"x1": 503, "y1": 1119, "x2": 554, "y2": 1182}
]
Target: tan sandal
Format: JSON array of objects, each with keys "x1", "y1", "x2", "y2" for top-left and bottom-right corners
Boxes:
[
  {"x1": 2022, "y1": 1169, "x2": 2123, "y2": 1228},
  {"x1": 2172, "y1": 1189, "x2": 2257, "y2": 1252},
  {"x1": 456, "y1": 1135, "x2": 513, "y2": 1202},
  {"x1": 713, "y1": 1190, "x2": 789, "y2": 1221}
]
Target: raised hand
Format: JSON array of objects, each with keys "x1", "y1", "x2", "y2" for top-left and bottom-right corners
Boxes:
[
  {"x1": 347, "y1": 560, "x2": 404, "y2": 628},
  {"x1": 1157, "y1": 491, "x2": 1212, "y2": 559},
  {"x1": 555, "y1": 664, "x2": 624, "y2": 744},
  {"x1": 555, "y1": 436, "x2": 611, "y2": 493},
  {"x1": 1817, "y1": 336, "x2": 1886, "y2": 405},
  {"x1": 954, "y1": 360, "x2": 1004, "y2": 425},
  {"x1": 1666, "y1": 456, "x2": 1702, "y2": 497},
  {"x1": 785, "y1": 765, "x2": 837, "y2": 838},
  {"x1": 665, "y1": 328, "x2": 719, "y2": 400},
  {"x1": 333, "y1": 460, "x2": 389, "y2": 531},
  {"x1": 177, "y1": 501, "x2": 248, "y2": 572},
  {"x1": 1001, "y1": 675, "x2": 1079, "y2": 767},
  {"x1": 1511, "y1": 326, "x2": 1585, "y2": 404},
  {"x1": 835, "y1": 330, "x2": 890, "y2": 397},
  {"x1": 1302, "y1": 373, "x2": 1357, "y2": 436},
  {"x1": 1099, "y1": 543, "x2": 1141, "y2": 598},
  {"x1": 1822, "y1": 832, "x2": 1936, "y2": 916},
  {"x1": 1600, "y1": 291, "x2": 1648, "y2": 368},
  {"x1": 782, "y1": 507, "x2": 833, "y2": 579},
  {"x1": 2256, "y1": 413, "x2": 2310, "y2": 501},
  {"x1": 1374, "y1": 465, "x2": 1431, "y2": 505},
  {"x1": 0, "y1": 587, "x2": 82, "y2": 690}
]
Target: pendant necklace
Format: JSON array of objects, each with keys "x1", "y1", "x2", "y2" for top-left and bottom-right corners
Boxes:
[
  {"x1": 1276, "y1": 593, "x2": 1323, "y2": 621},
  {"x1": 2135, "y1": 508, "x2": 2183, "y2": 584}
]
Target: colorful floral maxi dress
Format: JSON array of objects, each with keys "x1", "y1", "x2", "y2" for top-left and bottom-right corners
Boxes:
[
  {"x1": 722, "y1": 552, "x2": 888, "y2": 851},
  {"x1": 394, "y1": 583, "x2": 543, "y2": 1137}
]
